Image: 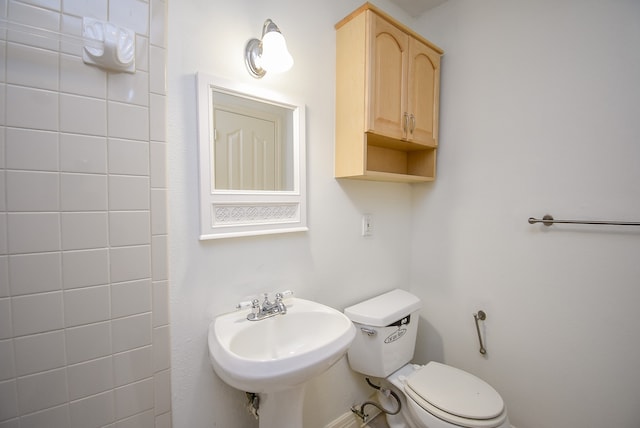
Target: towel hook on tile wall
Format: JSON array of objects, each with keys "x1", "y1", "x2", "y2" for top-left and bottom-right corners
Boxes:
[{"x1": 0, "y1": 17, "x2": 135, "y2": 73}]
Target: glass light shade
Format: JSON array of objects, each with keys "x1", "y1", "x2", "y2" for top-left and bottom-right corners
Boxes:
[{"x1": 259, "y1": 31, "x2": 293, "y2": 73}]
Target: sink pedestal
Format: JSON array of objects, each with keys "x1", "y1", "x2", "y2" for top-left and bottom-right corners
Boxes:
[{"x1": 258, "y1": 385, "x2": 306, "y2": 428}]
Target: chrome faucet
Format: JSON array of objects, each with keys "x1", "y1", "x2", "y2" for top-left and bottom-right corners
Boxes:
[{"x1": 237, "y1": 291, "x2": 292, "y2": 321}]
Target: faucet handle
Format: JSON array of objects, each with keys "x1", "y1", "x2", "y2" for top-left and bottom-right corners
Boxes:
[
  {"x1": 236, "y1": 299, "x2": 261, "y2": 311},
  {"x1": 262, "y1": 292, "x2": 272, "y2": 304},
  {"x1": 236, "y1": 300, "x2": 253, "y2": 310},
  {"x1": 275, "y1": 290, "x2": 293, "y2": 301}
]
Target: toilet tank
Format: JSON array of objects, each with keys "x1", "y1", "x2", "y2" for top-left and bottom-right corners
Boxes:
[{"x1": 344, "y1": 289, "x2": 422, "y2": 378}]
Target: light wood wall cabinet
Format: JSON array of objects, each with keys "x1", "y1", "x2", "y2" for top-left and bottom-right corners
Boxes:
[{"x1": 335, "y1": 3, "x2": 444, "y2": 182}]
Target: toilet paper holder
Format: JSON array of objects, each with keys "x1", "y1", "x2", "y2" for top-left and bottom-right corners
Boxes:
[{"x1": 473, "y1": 310, "x2": 487, "y2": 355}]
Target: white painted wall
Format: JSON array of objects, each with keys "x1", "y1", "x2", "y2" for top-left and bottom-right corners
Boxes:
[
  {"x1": 169, "y1": 0, "x2": 640, "y2": 427},
  {"x1": 167, "y1": 1, "x2": 417, "y2": 427},
  {"x1": 411, "y1": 1, "x2": 640, "y2": 427}
]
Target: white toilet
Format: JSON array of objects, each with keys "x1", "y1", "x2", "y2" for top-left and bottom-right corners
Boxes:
[{"x1": 344, "y1": 289, "x2": 510, "y2": 428}]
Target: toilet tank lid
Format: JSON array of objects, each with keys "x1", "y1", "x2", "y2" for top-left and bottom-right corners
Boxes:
[{"x1": 344, "y1": 289, "x2": 422, "y2": 326}]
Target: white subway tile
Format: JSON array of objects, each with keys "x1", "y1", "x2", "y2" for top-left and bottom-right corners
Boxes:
[
  {"x1": 6, "y1": 85, "x2": 58, "y2": 131},
  {"x1": 151, "y1": 235, "x2": 167, "y2": 281},
  {"x1": 150, "y1": 0, "x2": 166, "y2": 48},
  {"x1": 6, "y1": 171, "x2": 59, "y2": 212},
  {"x1": 152, "y1": 281, "x2": 168, "y2": 327},
  {"x1": 62, "y1": 248, "x2": 109, "y2": 289},
  {"x1": 111, "y1": 279, "x2": 151, "y2": 319},
  {"x1": 109, "y1": 211, "x2": 150, "y2": 247},
  {"x1": 113, "y1": 346, "x2": 152, "y2": 387},
  {"x1": 60, "y1": 133, "x2": 107, "y2": 174},
  {"x1": 115, "y1": 409, "x2": 154, "y2": 428},
  {"x1": 153, "y1": 369, "x2": 170, "y2": 415},
  {"x1": 108, "y1": 102, "x2": 149, "y2": 142},
  {"x1": 60, "y1": 14, "x2": 83, "y2": 56},
  {"x1": 108, "y1": 71, "x2": 149, "y2": 107},
  {"x1": 7, "y1": 212, "x2": 60, "y2": 254},
  {"x1": 0, "y1": 379, "x2": 18, "y2": 421},
  {"x1": 154, "y1": 412, "x2": 171, "y2": 428},
  {"x1": 67, "y1": 356, "x2": 114, "y2": 401},
  {"x1": 0, "y1": 127, "x2": 5, "y2": 167},
  {"x1": 0, "y1": 298, "x2": 11, "y2": 339},
  {"x1": 0, "y1": 257, "x2": 7, "y2": 298},
  {"x1": 8, "y1": 252, "x2": 61, "y2": 295},
  {"x1": 112, "y1": 313, "x2": 151, "y2": 353},
  {"x1": 62, "y1": 0, "x2": 108, "y2": 21},
  {"x1": 63, "y1": 285, "x2": 110, "y2": 327},
  {"x1": 108, "y1": 176, "x2": 149, "y2": 211},
  {"x1": 60, "y1": 53, "x2": 106, "y2": 98},
  {"x1": 5, "y1": 128, "x2": 58, "y2": 171},
  {"x1": 0, "y1": 85, "x2": 4, "y2": 127},
  {"x1": 110, "y1": 246, "x2": 150, "y2": 284},
  {"x1": 135, "y1": 35, "x2": 149, "y2": 72},
  {"x1": 149, "y1": 94, "x2": 165, "y2": 142},
  {"x1": 150, "y1": 190, "x2": 166, "y2": 235},
  {"x1": 16, "y1": 368, "x2": 68, "y2": 414},
  {"x1": 152, "y1": 325, "x2": 169, "y2": 372},
  {"x1": 0, "y1": 339, "x2": 15, "y2": 381},
  {"x1": 60, "y1": 173, "x2": 108, "y2": 211},
  {"x1": 108, "y1": 0, "x2": 149, "y2": 36},
  {"x1": 0, "y1": 43, "x2": 5, "y2": 82},
  {"x1": 149, "y1": 46, "x2": 165, "y2": 95},
  {"x1": 69, "y1": 390, "x2": 114, "y2": 428},
  {"x1": 0, "y1": 418, "x2": 20, "y2": 428},
  {"x1": 114, "y1": 378, "x2": 153, "y2": 420},
  {"x1": 65, "y1": 322, "x2": 111, "y2": 365},
  {"x1": 6, "y1": 42, "x2": 58, "y2": 90},
  {"x1": 11, "y1": 291, "x2": 64, "y2": 336},
  {"x1": 14, "y1": 330, "x2": 65, "y2": 376},
  {"x1": 6, "y1": 1, "x2": 59, "y2": 51},
  {"x1": 61, "y1": 212, "x2": 108, "y2": 250},
  {"x1": 0, "y1": 213, "x2": 7, "y2": 255},
  {"x1": 17, "y1": 0, "x2": 61, "y2": 12},
  {"x1": 19, "y1": 404, "x2": 70, "y2": 428},
  {"x1": 0, "y1": 173, "x2": 4, "y2": 212},
  {"x1": 108, "y1": 139, "x2": 149, "y2": 176},
  {"x1": 149, "y1": 142, "x2": 166, "y2": 189},
  {"x1": 60, "y1": 93, "x2": 107, "y2": 136}
]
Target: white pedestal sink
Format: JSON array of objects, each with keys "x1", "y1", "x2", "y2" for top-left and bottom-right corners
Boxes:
[{"x1": 208, "y1": 297, "x2": 356, "y2": 428}]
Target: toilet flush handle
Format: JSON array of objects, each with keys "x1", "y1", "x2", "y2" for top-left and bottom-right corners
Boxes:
[
  {"x1": 360, "y1": 327, "x2": 377, "y2": 337},
  {"x1": 473, "y1": 310, "x2": 487, "y2": 355}
]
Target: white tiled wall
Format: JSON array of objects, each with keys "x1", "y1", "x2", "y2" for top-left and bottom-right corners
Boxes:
[{"x1": 0, "y1": 0, "x2": 170, "y2": 427}]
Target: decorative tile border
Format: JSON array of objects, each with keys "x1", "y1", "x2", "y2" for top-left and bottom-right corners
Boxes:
[{"x1": 213, "y1": 203, "x2": 299, "y2": 225}]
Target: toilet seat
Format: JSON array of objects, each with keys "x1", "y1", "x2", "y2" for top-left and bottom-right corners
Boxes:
[{"x1": 404, "y1": 362, "x2": 508, "y2": 428}]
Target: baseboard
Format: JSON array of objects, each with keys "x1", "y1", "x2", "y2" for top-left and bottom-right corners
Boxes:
[
  {"x1": 324, "y1": 411, "x2": 359, "y2": 428},
  {"x1": 325, "y1": 397, "x2": 382, "y2": 428},
  {"x1": 325, "y1": 408, "x2": 516, "y2": 428}
]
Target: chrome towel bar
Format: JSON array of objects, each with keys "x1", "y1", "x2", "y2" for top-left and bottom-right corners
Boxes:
[{"x1": 528, "y1": 214, "x2": 640, "y2": 227}]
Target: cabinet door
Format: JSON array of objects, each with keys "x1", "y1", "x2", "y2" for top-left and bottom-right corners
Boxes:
[
  {"x1": 407, "y1": 37, "x2": 440, "y2": 146},
  {"x1": 367, "y1": 13, "x2": 409, "y2": 140}
]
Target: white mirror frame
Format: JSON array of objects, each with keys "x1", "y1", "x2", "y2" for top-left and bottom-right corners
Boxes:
[{"x1": 196, "y1": 73, "x2": 307, "y2": 239}]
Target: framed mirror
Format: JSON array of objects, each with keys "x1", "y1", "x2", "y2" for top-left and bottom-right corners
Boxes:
[{"x1": 196, "y1": 73, "x2": 307, "y2": 239}]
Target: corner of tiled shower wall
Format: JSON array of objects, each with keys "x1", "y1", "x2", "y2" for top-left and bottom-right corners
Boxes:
[{"x1": 0, "y1": 0, "x2": 171, "y2": 427}]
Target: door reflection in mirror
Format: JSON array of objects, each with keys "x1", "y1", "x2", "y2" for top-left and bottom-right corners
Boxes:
[{"x1": 212, "y1": 91, "x2": 293, "y2": 191}]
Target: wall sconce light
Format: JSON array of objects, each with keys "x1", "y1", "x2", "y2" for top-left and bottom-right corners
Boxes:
[{"x1": 245, "y1": 19, "x2": 294, "y2": 79}]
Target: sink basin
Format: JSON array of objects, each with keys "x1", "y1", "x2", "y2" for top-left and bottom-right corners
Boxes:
[{"x1": 208, "y1": 297, "x2": 356, "y2": 393}]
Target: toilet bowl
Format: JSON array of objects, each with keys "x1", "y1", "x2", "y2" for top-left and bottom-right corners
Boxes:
[
  {"x1": 387, "y1": 363, "x2": 509, "y2": 428},
  {"x1": 344, "y1": 289, "x2": 511, "y2": 428}
]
